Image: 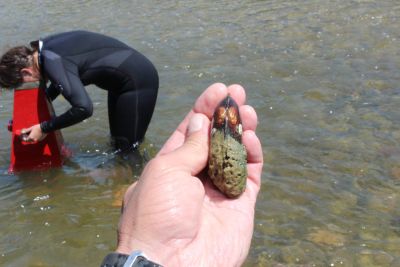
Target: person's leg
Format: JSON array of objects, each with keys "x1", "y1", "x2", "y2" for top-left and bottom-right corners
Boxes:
[
  {"x1": 108, "y1": 84, "x2": 158, "y2": 151},
  {"x1": 108, "y1": 90, "x2": 118, "y2": 138},
  {"x1": 108, "y1": 50, "x2": 159, "y2": 151}
]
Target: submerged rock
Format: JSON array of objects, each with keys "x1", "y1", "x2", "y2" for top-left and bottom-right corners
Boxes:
[{"x1": 307, "y1": 228, "x2": 346, "y2": 247}]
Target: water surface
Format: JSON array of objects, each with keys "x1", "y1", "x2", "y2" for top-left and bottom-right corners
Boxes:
[{"x1": 1, "y1": 1, "x2": 400, "y2": 266}]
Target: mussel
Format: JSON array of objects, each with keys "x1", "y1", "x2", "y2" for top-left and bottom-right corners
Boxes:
[{"x1": 208, "y1": 95, "x2": 247, "y2": 198}]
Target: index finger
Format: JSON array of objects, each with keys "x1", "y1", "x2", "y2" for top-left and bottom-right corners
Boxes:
[{"x1": 158, "y1": 83, "x2": 227, "y2": 155}]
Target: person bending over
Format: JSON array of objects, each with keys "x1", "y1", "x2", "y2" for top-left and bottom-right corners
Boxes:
[{"x1": 0, "y1": 30, "x2": 159, "y2": 151}]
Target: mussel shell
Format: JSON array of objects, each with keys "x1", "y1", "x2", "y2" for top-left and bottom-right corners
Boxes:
[{"x1": 208, "y1": 95, "x2": 247, "y2": 198}]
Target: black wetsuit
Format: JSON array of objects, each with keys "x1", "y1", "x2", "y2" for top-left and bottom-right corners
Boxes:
[{"x1": 34, "y1": 30, "x2": 159, "y2": 150}]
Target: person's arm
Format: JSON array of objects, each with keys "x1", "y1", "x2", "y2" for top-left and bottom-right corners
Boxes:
[
  {"x1": 22, "y1": 51, "x2": 93, "y2": 142},
  {"x1": 40, "y1": 82, "x2": 93, "y2": 133},
  {"x1": 102, "y1": 83, "x2": 263, "y2": 267},
  {"x1": 39, "y1": 50, "x2": 93, "y2": 133},
  {"x1": 45, "y1": 83, "x2": 61, "y2": 101}
]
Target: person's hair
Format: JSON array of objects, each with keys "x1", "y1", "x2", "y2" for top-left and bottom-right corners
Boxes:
[{"x1": 0, "y1": 46, "x2": 35, "y2": 89}]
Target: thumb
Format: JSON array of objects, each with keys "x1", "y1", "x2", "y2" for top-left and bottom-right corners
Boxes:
[{"x1": 167, "y1": 113, "x2": 210, "y2": 175}]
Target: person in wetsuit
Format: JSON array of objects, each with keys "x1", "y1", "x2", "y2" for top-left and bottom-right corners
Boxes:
[{"x1": 0, "y1": 30, "x2": 159, "y2": 151}]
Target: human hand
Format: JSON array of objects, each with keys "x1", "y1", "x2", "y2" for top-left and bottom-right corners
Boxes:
[
  {"x1": 21, "y1": 124, "x2": 47, "y2": 143},
  {"x1": 116, "y1": 83, "x2": 263, "y2": 266}
]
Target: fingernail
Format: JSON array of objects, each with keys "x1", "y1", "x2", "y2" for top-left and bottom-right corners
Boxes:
[{"x1": 188, "y1": 113, "x2": 203, "y2": 135}]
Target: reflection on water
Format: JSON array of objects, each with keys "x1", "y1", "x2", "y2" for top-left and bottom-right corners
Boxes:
[{"x1": 1, "y1": 0, "x2": 400, "y2": 266}]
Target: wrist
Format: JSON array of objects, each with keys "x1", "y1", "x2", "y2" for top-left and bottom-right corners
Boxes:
[
  {"x1": 101, "y1": 251, "x2": 163, "y2": 267},
  {"x1": 116, "y1": 241, "x2": 164, "y2": 266},
  {"x1": 116, "y1": 238, "x2": 179, "y2": 267},
  {"x1": 40, "y1": 121, "x2": 50, "y2": 133}
]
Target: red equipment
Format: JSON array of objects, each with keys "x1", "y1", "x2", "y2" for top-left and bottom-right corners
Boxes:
[{"x1": 8, "y1": 81, "x2": 69, "y2": 172}]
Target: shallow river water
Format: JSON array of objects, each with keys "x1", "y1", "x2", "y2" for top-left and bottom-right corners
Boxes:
[{"x1": 1, "y1": 1, "x2": 400, "y2": 266}]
